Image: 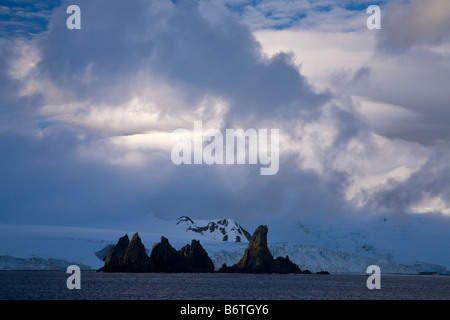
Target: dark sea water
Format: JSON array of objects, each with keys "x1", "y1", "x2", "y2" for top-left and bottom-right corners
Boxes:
[{"x1": 0, "y1": 271, "x2": 449, "y2": 300}]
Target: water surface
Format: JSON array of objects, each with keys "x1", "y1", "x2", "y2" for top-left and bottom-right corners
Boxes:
[{"x1": 0, "y1": 271, "x2": 449, "y2": 300}]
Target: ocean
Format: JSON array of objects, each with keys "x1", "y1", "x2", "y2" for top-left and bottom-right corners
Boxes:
[{"x1": 0, "y1": 271, "x2": 449, "y2": 300}]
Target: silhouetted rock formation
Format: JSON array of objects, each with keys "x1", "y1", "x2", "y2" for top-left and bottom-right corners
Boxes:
[
  {"x1": 231, "y1": 225, "x2": 274, "y2": 273},
  {"x1": 98, "y1": 234, "x2": 213, "y2": 273},
  {"x1": 315, "y1": 270, "x2": 329, "y2": 275},
  {"x1": 98, "y1": 226, "x2": 311, "y2": 274},
  {"x1": 150, "y1": 237, "x2": 214, "y2": 272},
  {"x1": 150, "y1": 236, "x2": 185, "y2": 272},
  {"x1": 219, "y1": 225, "x2": 310, "y2": 274},
  {"x1": 273, "y1": 255, "x2": 303, "y2": 274},
  {"x1": 180, "y1": 239, "x2": 215, "y2": 272},
  {"x1": 98, "y1": 233, "x2": 152, "y2": 272},
  {"x1": 121, "y1": 233, "x2": 153, "y2": 272},
  {"x1": 99, "y1": 234, "x2": 130, "y2": 272}
]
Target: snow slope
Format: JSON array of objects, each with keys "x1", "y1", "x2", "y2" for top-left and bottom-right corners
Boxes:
[
  {"x1": 0, "y1": 255, "x2": 91, "y2": 271},
  {"x1": 272, "y1": 214, "x2": 450, "y2": 271},
  {"x1": 206, "y1": 242, "x2": 448, "y2": 274},
  {"x1": 199, "y1": 240, "x2": 448, "y2": 274}
]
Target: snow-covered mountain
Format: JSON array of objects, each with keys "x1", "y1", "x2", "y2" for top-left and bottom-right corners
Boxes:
[{"x1": 175, "y1": 216, "x2": 251, "y2": 242}]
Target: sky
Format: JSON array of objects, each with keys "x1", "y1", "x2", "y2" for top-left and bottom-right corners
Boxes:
[{"x1": 1, "y1": 0, "x2": 450, "y2": 231}]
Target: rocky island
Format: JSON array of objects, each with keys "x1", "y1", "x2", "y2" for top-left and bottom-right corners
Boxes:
[
  {"x1": 98, "y1": 225, "x2": 314, "y2": 274},
  {"x1": 98, "y1": 233, "x2": 214, "y2": 273},
  {"x1": 218, "y1": 225, "x2": 310, "y2": 274}
]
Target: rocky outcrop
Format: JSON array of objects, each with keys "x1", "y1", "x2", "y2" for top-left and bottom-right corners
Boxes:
[
  {"x1": 150, "y1": 237, "x2": 214, "y2": 272},
  {"x1": 232, "y1": 225, "x2": 274, "y2": 273},
  {"x1": 99, "y1": 234, "x2": 130, "y2": 272},
  {"x1": 99, "y1": 233, "x2": 152, "y2": 272},
  {"x1": 99, "y1": 226, "x2": 307, "y2": 274},
  {"x1": 273, "y1": 255, "x2": 303, "y2": 274},
  {"x1": 121, "y1": 233, "x2": 153, "y2": 272},
  {"x1": 150, "y1": 236, "x2": 184, "y2": 272},
  {"x1": 180, "y1": 239, "x2": 215, "y2": 272},
  {"x1": 99, "y1": 234, "x2": 213, "y2": 273},
  {"x1": 219, "y1": 225, "x2": 310, "y2": 274}
]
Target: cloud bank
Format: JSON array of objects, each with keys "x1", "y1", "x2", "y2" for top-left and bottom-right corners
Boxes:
[{"x1": 1, "y1": 0, "x2": 450, "y2": 232}]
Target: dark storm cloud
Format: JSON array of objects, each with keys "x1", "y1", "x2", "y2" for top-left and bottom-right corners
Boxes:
[
  {"x1": 0, "y1": 127, "x2": 354, "y2": 227},
  {"x1": 145, "y1": 152, "x2": 353, "y2": 226},
  {"x1": 0, "y1": 130, "x2": 155, "y2": 225},
  {"x1": 1, "y1": 0, "x2": 450, "y2": 229},
  {"x1": 0, "y1": 0, "x2": 333, "y2": 226},
  {"x1": 32, "y1": 0, "x2": 327, "y2": 123}
]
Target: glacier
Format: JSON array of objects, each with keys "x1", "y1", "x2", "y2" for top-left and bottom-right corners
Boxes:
[
  {"x1": 204, "y1": 242, "x2": 448, "y2": 274},
  {"x1": 0, "y1": 255, "x2": 90, "y2": 271}
]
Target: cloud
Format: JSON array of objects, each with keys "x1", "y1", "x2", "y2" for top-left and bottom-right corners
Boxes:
[
  {"x1": 1, "y1": 0, "x2": 450, "y2": 231},
  {"x1": 369, "y1": 140, "x2": 450, "y2": 215},
  {"x1": 252, "y1": 12, "x2": 450, "y2": 216},
  {"x1": 14, "y1": 0, "x2": 329, "y2": 133},
  {"x1": 351, "y1": 96, "x2": 425, "y2": 138},
  {"x1": 255, "y1": 22, "x2": 450, "y2": 144},
  {"x1": 254, "y1": 29, "x2": 375, "y2": 90},
  {"x1": 377, "y1": 0, "x2": 450, "y2": 52},
  {"x1": 0, "y1": 128, "x2": 180, "y2": 226},
  {"x1": 0, "y1": 0, "x2": 333, "y2": 225}
]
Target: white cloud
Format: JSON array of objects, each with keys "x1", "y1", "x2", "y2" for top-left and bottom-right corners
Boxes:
[
  {"x1": 254, "y1": 22, "x2": 450, "y2": 144},
  {"x1": 412, "y1": 196, "x2": 450, "y2": 216},
  {"x1": 283, "y1": 99, "x2": 431, "y2": 212},
  {"x1": 254, "y1": 29, "x2": 375, "y2": 90}
]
